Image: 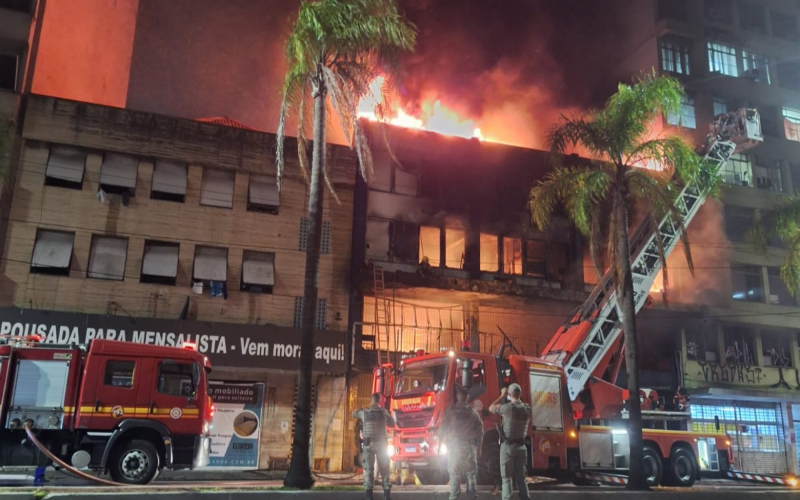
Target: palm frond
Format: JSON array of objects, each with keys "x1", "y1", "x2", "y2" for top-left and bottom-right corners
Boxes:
[
  {"x1": 625, "y1": 136, "x2": 702, "y2": 184},
  {"x1": 529, "y1": 166, "x2": 612, "y2": 235},
  {"x1": 780, "y1": 233, "x2": 800, "y2": 295}
]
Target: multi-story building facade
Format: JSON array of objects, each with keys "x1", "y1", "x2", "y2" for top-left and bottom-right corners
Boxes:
[
  {"x1": 0, "y1": 94, "x2": 356, "y2": 472},
  {"x1": 609, "y1": 0, "x2": 800, "y2": 476}
]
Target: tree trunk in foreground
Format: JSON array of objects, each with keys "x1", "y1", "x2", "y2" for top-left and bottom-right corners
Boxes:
[
  {"x1": 284, "y1": 78, "x2": 326, "y2": 490},
  {"x1": 615, "y1": 194, "x2": 646, "y2": 490}
]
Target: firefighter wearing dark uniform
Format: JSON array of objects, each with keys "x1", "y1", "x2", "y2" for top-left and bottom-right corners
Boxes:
[
  {"x1": 353, "y1": 393, "x2": 396, "y2": 500},
  {"x1": 490, "y1": 383, "x2": 531, "y2": 500},
  {"x1": 440, "y1": 385, "x2": 483, "y2": 500}
]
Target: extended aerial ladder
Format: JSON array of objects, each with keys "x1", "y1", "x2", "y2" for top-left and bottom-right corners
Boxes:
[{"x1": 540, "y1": 108, "x2": 763, "y2": 411}]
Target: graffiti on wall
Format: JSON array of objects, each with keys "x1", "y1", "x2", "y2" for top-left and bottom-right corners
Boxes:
[{"x1": 686, "y1": 359, "x2": 800, "y2": 393}]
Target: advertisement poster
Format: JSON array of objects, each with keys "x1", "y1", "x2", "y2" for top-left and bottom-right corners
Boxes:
[{"x1": 208, "y1": 381, "x2": 264, "y2": 469}]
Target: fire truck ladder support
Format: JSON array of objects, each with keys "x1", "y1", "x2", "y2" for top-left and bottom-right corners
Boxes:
[{"x1": 542, "y1": 109, "x2": 763, "y2": 401}]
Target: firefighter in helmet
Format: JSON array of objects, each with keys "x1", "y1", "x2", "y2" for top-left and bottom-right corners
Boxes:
[
  {"x1": 490, "y1": 383, "x2": 531, "y2": 500},
  {"x1": 440, "y1": 385, "x2": 483, "y2": 500},
  {"x1": 353, "y1": 393, "x2": 395, "y2": 500}
]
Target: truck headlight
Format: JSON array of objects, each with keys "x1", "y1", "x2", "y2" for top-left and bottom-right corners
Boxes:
[
  {"x1": 439, "y1": 443, "x2": 447, "y2": 455},
  {"x1": 387, "y1": 444, "x2": 395, "y2": 457},
  {"x1": 203, "y1": 421, "x2": 210, "y2": 434}
]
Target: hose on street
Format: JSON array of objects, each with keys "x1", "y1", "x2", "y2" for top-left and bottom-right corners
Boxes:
[{"x1": 24, "y1": 423, "x2": 124, "y2": 486}]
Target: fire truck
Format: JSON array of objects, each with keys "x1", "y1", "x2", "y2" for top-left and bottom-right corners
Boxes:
[
  {"x1": 370, "y1": 108, "x2": 771, "y2": 487},
  {"x1": 0, "y1": 335, "x2": 214, "y2": 484}
]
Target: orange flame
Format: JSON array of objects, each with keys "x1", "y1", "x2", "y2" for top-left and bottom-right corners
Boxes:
[{"x1": 357, "y1": 76, "x2": 484, "y2": 141}]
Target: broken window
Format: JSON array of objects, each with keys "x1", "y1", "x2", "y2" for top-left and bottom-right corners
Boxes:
[
  {"x1": 100, "y1": 153, "x2": 138, "y2": 196},
  {"x1": 200, "y1": 168, "x2": 235, "y2": 208},
  {"x1": 444, "y1": 228, "x2": 465, "y2": 269},
  {"x1": 151, "y1": 160, "x2": 187, "y2": 203},
  {"x1": 730, "y1": 264, "x2": 763, "y2": 303},
  {"x1": 550, "y1": 242, "x2": 569, "y2": 278},
  {"x1": 248, "y1": 174, "x2": 279, "y2": 213},
  {"x1": 31, "y1": 229, "x2": 74, "y2": 276},
  {"x1": 480, "y1": 233, "x2": 498, "y2": 272},
  {"x1": 241, "y1": 250, "x2": 275, "y2": 294},
  {"x1": 419, "y1": 226, "x2": 441, "y2": 267},
  {"x1": 503, "y1": 237, "x2": 522, "y2": 276},
  {"x1": 685, "y1": 328, "x2": 719, "y2": 362},
  {"x1": 366, "y1": 219, "x2": 391, "y2": 261},
  {"x1": 722, "y1": 326, "x2": 755, "y2": 365},
  {"x1": 525, "y1": 240, "x2": 547, "y2": 278},
  {"x1": 391, "y1": 221, "x2": 419, "y2": 264},
  {"x1": 193, "y1": 246, "x2": 228, "y2": 284},
  {"x1": 761, "y1": 330, "x2": 792, "y2": 367},
  {"x1": 141, "y1": 240, "x2": 179, "y2": 285},
  {"x1": 88, "y1": 235, "x2": 128, "y2": 281},
  {"x1": 45, "y1": 145, "x2": 86, "y2": 189}
]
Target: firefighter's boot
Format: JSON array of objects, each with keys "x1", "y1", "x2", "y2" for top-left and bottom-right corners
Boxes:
[
  {"x1": 383, "y1": 489, "x2": 391, "y2": 500},
  {"x1": 363, "y1": 489, "x2": 373, "y2": 500},
  {"x1": 33, "y1": 467, "x2": 47, "y2": 486}
]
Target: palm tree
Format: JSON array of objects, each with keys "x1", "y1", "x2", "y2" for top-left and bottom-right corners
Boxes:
[
  {"x1": 276, "y1": 0, "x2": 415, "y2": 489},
  {"x1": 528, "y1": 73, "x2": 713, "y2": 489},
  {"x1": 749, "y1": 194, "x2": 800, "y2": 295}
]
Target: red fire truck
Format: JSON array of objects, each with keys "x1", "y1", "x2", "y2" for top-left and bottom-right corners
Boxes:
[
  {"x1": 0, "y1": 336, "x2": 214, "y2": 484},
  {"x1": 368, "y1": 108, "x2": 789, "y2": 487}
]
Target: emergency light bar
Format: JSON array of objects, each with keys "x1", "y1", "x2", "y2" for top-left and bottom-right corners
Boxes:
[{"x1": 182, "y1": 342, "x2": 197, "y2": 350}]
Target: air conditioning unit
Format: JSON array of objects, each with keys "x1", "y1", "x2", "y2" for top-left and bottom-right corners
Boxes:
[{"x1": 741, "y1": 68, "x2": 762, "y2": 82}]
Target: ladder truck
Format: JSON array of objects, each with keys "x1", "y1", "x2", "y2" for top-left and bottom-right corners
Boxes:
[{"x1": 368, "y1": 108, "x2": 782, "y2": 487}]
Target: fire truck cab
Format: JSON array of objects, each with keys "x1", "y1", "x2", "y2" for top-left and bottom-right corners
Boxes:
[{"x1": 0, "y1": 338, "x2": 213, "y2": 484}]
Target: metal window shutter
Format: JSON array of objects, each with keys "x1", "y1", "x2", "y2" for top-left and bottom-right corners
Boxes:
[
  {"x1": 242, "y1": 251, "x2": 275, "y2": 286},
  {"x1": 88, "y1": 237, "x2": 127, "y2": 280},
  {"x1": 249, "y1": 175, "x2": 279, "y2": 207},
  {"x1": 193, "y1": 246, "x2": 227, "y2": 281},
  {"x1": 366, "y1": 219, "x2": 391, "y2": 260},
  {"x1": 200, "y1": 169, "x2": 235, "y2": 208},
  {"x1": 152, "y1": 160, "x2": 187, "y2": 195},
  {"x1": 12, "y1": 360, "x2": 70, "y2": 408},
  {"x1": 142, "y1": 243, "x2": 179, "y2": 278},
  {"x1": 46, "y1": 145, "x2": 85, "y2": 183},
  {"x1": 100, "y1": 153, "x2": 138, "y2": 189},
  {"x1": 32, "y1": 231, "x2": 74, "y2": 269}
]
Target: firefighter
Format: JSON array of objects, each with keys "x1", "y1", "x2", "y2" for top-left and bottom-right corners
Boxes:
[
  {"x1": 440, "y1": 385, "x2": 483, "y2": 500},
  {"x1": 489, "y1": 384, "x2": 531, "y2": 500},
  {"x1": 353, "y1": 393, "x2": 395, "y2": 500}
]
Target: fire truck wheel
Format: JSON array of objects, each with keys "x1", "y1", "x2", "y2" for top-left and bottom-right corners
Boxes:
[
  {"x1": 642, "y1": 446, "x2": 663, "y2": 487},
  {"x1": 109, "y1": 439, "x2": 161, "y2": 484},
  {"x1": 665, "y1": 446, "x2": 697, "y2": 487}
]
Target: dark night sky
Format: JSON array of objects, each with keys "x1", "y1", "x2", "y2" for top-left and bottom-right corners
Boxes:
[{"x1": 126, "y1": 0, "x2": 623, "y2": 146}]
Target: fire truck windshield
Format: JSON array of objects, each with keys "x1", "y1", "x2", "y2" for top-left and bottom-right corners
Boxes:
[{"x1": 395, "y1": 359, "x2": 450, "y2": 397}]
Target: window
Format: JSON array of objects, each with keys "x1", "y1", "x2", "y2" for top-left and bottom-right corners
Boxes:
[
  {"x1": 730, "y1": 264, "x2": 763, "y2": 303},
  {"x1": 444, "y1": 228, "x2": 465, "y2": 269},
  {"x1": 721, "y1": 153, "x2": 752, "y2": 186},
  {"x1": 741, "y1": 51, "x2": 770, "y2": 84},
  {"x1": 767, "y1": 267, "x2": 795, "y2": 306},
  {"x1": 419, "y1": 226, "x2": 441, "y2": 267},
  {"x1": 708, "y1": 41, "x2": 739, "y2": 76},
  {"x1": 738, "y1": 2, "x2": 765, "y2": 33},
  {"x1": 99, "y1": 153, "x2": 138, "y2": 196},
  {"x1": 0, "y1": 0, "x2": 32, "y2": 12},
  {"x1": 777, "y1": 60, "x2": 800, "y2": 91},
  {"x1": 141, "y1": 240, "x2": 179, "y2": 285},
  {"x1": 392, "y1": 221, "x2": 418, "y2": 264},
  {"x1": 247, "y1": 174, "x2": 279, "y2": 213},
  {"x1": 88, "y1": 236, "x2": 127, "y2": 281},
  {"x1": 158, "y1": 361, "x2": 195, "y2": 397},
  {"x1": 657, "y1": 0, "x2": 687, "y2": 21},
  {"x1": 758, "y1": 105, "x2": 779, "y2": 137},
  {"x1": 762, "y1": 330, "x2": 792, "y2": 368},
  {"x1": 667, "y1": 96, "x2": 696, "y2": 129},
  {"x1": 480, "y1": 233, "x2": 499, "y2": 272},
  {"x1": 0, "y1": 54, "x2": 18, "y2": 91},
  {"x1": 722, "y1": 326, "x2": 756, "y2": 365},
  {"x1": 30, "y1": 230, "x2": 74, "y2": 276},
  {"x1": 660, "y1": 39, "x2": 691, "y2": 75},
  {"x1": 724, "y1": 206, "x2": 754, "y2": 243},
  {"x1": 525, "y1": 240, "x2": 547, "y2": 278},
  {"x1": 45, "y1": 145, "x2": 86, "y2": 189},
  {"x1": 754, "y1": 162, "x2": 783, "y2": 192},
  {"x1": 193, "y1": 246, "x2": 227, "y2": 284},
  {"x1": 705, "y1": 0, "x2": 732, "y2": 24},
  {"x1": 241, "y1": 250, "x2": 274, "y2": 293},
  {"x1": 713, "y1": 97, "x2": 728, "y2": 117},
  {"x1": 783, "y1": 107, "x2": 800, "y2": 142},
  {"x1": 151, "y1": 160, "x2": 187, "y2": 202},
  {"x1": 366, "y1": 219, "x2": 390, "y2": 261},
  {"x1": 200, "y1": 168, "x2": 235, "y2": 208},
  {"x1": 685, "y1": 328, "x2": 719, "y2": 362},
  {"x1": 503, "y1": 237, "x2": 522, "y2": 276},
  {"x1": 104, "y1": 360, "x2": 135, "y2": 388},
  {"x1": 771, "y1": 12, "x2": 798, "y2": 40}
]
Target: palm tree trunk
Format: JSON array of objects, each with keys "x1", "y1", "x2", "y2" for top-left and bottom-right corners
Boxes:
[
  {"x1": 614, "y1": 194, "x2": 646, "y2": 490},
  {"x1": 284, "y1": 77, "x2": 326, "y2": 490}
]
